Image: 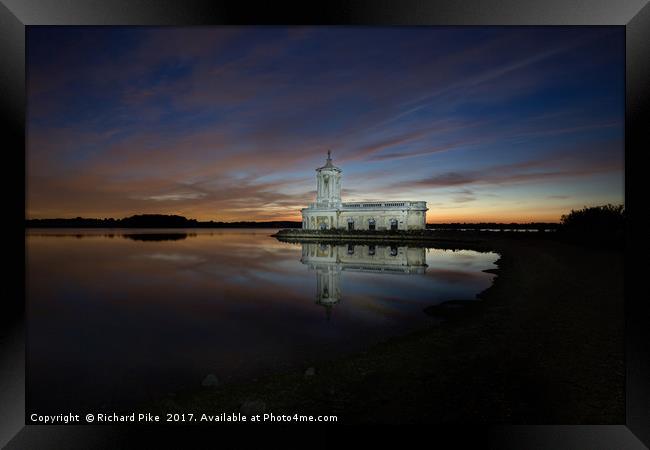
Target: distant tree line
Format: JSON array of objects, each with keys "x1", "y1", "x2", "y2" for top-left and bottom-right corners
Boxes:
[
  {"x1": 26, "y1": 214, "x2": 303, "y2": 229},
  {"x1": 426, "y1": 222, "x2": 559, "y2": 231}
]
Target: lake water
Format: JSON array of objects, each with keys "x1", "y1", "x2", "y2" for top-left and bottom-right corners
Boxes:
[{"x1": 26, "y1": 228, "x2": 498, "y2": 413}]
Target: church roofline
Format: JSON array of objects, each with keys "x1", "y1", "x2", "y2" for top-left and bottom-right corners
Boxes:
[{"x1": 303, "y1": 200, "x2": 428, "y2": 211}]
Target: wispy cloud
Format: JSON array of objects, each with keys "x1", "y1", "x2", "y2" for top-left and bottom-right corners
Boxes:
[
  {"x1": 134, "y1": 192, "x2": 207, "y2": 202},
  {"x1": 390, "y1": 156, "x2": 621, "y2": 191}
]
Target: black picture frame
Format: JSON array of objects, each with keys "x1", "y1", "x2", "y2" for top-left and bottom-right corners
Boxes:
[{"x1": 1, "y1": 1, "x2": 648, "y2": 447}]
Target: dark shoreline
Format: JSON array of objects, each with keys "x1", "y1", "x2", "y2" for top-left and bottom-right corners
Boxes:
[
  {"x1": 148, "y1": 232, "x2": 623, "y2": 423},
  {"x1": 274, "y1": 228, "x2": 553, "y2": 238}
]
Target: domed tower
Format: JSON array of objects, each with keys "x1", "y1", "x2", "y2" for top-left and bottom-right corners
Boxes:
[{"x1": 315, "y1": 150, "x2": 342, "y2": 208}]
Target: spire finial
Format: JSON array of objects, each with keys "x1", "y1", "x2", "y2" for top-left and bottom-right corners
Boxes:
[{"x1": 318, "y1": 150, "x2": 338, "y2": 170}]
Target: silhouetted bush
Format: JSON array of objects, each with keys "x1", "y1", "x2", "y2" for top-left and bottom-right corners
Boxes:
[
  {"x1": 558, "y1": 204, "x2": 625, "y2": 246},
  {"x1": 560, "y1": 204, "x2": 625, "y2": 232}
]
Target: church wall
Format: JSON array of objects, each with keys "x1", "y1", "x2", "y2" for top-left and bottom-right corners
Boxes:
[
  {"x1": 301, "y1": 208, "x2": 427, "y2": 230},
  {"x1": 406, "y1": 209, "x2": 427, "y2": 230},
  {"x1": 338, "y1": 210, "x2": 404, "y2": 230}
]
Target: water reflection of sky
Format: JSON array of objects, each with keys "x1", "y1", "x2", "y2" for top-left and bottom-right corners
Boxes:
[{"x1": 27, "y1": 229, "x2": 498, "y2": 412}]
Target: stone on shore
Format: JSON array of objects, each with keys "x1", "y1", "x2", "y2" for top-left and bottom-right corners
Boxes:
[{"x1": 201, "y1": 374, "x2": 220, "y2": 387}]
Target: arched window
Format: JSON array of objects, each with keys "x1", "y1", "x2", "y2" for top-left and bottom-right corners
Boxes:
[
  {"x1": 368, "y1": 218, "x2": 376, "y2": 231},
  {"x1": 347, "y1": 217, "x2": 354, "y2": 231},
  {"x1": 390, "y1": 219, "x2": 398, "y2": 231}
]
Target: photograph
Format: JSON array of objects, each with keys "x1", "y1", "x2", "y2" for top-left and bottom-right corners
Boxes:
[{"x1": 23, "y1": 25, "x2": 629, "y2": 426}]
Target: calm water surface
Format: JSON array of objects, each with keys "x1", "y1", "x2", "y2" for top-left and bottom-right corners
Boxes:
[{"x1": 27, "y1": 229, "x2": 498, "y2": 412}]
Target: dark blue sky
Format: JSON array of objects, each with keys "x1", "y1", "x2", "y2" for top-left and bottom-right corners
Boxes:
[{"x1": 27, "y1": 26, "x2": 624, "y2": 221}]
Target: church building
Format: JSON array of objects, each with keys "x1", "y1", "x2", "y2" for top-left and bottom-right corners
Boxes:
[{"x1": 301, "y1": 151, "x2": 428, "y2": 231}]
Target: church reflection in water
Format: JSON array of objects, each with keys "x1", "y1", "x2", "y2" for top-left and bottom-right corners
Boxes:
[{"x1": 300, "y1": 242, "x2": 428, "y2": 318}]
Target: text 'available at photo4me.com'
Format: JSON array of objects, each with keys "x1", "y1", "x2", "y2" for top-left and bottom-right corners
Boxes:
[{"x1": 29, "y1": 412, "x2": 339, "y2": 424}]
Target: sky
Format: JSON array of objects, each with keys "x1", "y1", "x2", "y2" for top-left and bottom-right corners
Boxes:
[{"x1": 26, "y1": 26, "x2": 624, "y2": 223}]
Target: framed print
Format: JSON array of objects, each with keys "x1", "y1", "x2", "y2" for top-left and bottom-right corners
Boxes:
[{"x1": 1, "y1": 0, "x2": 648, "y2": 448}]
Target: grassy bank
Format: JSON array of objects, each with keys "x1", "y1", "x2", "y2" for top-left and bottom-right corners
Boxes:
[{"x1": 152, "y1": 234, "x2": 624, "y2": 423}]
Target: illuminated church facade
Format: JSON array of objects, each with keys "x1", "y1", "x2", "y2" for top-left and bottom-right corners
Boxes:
[{"x1": 301, "y1": 152, "x2": 428, "y2": 231}]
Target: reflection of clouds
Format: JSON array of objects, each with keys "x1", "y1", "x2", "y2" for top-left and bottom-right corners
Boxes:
[
  {"x1": 29, "y1": 229, "x2": 504, "y2": 412},
  {"x1": 424, "y1": 268, "x2": 492, "y2": 284},
  {"x1": 139, "y1": 253, "x2": 206, "y2": 264},
  {"x1": 426, "y1": 248, "x2": 498, "y2": 271}
]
